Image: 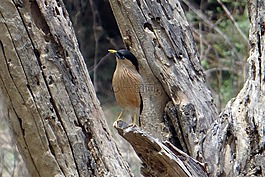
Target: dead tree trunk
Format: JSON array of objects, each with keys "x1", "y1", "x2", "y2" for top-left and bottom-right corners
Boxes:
[
  {"x1": 109, "y1": 0, "x2": 265, "y2": 176},
  {"x1": 203, "y1": 0, "x2": 265, "y2": 176},
  {"x1": 0, "y1": 0, "x2": 132, "y2": 176},
  {"x1": 108, "y1": 0, "x2": 217, "y2": 158}
]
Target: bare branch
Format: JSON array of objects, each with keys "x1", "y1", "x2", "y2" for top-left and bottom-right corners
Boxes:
[
  {"x1": 182, "y1": 0, "x2": 242, "y2": 61},
  {"x1": 217, "y1": 0, "x2": 250, "y2": 48},
  {"x1": 114, "y1": 120, "x2": 208, "y2": 177}
]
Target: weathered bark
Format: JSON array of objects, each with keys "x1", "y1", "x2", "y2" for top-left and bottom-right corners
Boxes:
[
  {"x1": 108, "y1": 0, "x2": 217, "y2": 158},
  {"x1": 2, "y1": 0, "x2": 264, "y2": 176},
  {"x1": 109, "y1": 0, "x2": 265, "y2": 176},
  {"x1": 202, "y1": 0, "x2": 265, "y2": 176},
  {"x1": 0, "y1": 0, "x2": 132, "y2": 177},
  {"x1": 108, "y1": 0, "x2": 170, "y2": 142},
  {"x1": 114, "y1": 120, "x2": 208, "y2": 177}
]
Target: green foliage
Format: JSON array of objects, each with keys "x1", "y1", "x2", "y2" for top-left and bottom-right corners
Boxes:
[{"x1": 183, "y1": 0, "x2": 249, "y2": 111}]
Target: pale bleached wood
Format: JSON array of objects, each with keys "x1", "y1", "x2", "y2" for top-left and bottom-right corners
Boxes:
[
  {"x1": 0, "y1": 0, "x2": 132, "y2": 176},
  {"x1": 109, "y1": 0, "x2": 265, "y2": 177},
  {"x1": 114, "y1": 120, "x2": 208, "y2": 177},
  {"x1": 203, "y1": 0, "x2": 265, "y2": 176},
  {"x1": 108, "y1": 0, "x2": 217, "y2": 159}
]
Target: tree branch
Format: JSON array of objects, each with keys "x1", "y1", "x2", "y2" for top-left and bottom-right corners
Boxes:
[{"x1": 114, "y1": 121, "x2": 208, "y2": 177}]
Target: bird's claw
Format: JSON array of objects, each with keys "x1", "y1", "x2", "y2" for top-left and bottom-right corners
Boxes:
[{"x1": 113, "y1": 119, "x2": 128, "y2": 129}]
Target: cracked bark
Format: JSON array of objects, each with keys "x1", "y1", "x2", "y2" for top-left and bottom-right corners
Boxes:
[
  {"x1": 114, "y1": 121, "x2": 208, "y2": 177},
  {"x1": 108, "y1": 0, "x2": 217, "y2": 160},
  {"x1": 109, "y1": 0, "x2": 265, "y2": 176},
  {"x1": 2, "y1": 0, "x2": 265, "y2": 176},
  {"x1": 0, "y1": 0, "x2": 132, "y2": 177},
  {"x1": 203, "y1": 0, "x2": 265, "y2": 176}
]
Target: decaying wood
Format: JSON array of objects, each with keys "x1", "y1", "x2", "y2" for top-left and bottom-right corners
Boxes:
[
  {"x1": 114, "y1": 120, "x2": 208, "y2": 177},
  {"x1": 108, "y1": 0, "x2": 217, "y2": 160},
  {"x1": 109, "y1": 0, "x2": 171, "y2": 141},
  {"x1": 109, "y1": 0, "x2": 265, "y2": 176},
  {"x1": 202, "y1": 0, "x2": 265, "y2": 176},
  {"x1": 2, "y1": 0, "x2": 265, "y2": 176},
  {"x1": 0, "y1": 0, "x2": 132, "y2": 176}
]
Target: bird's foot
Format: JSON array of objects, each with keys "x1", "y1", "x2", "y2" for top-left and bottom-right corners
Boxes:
[
  {"x1": 113, "y1": 119, "x2": 128, "y2": 129},
  {"x1": 113, "y1": 119, "x2": 138, "y2": 129}
]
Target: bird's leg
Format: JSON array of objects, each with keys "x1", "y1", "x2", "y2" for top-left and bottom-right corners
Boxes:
[
  {"x1": 132, "y1": 113, "x2": 137, "y2": 126},
  {"x1": 113, "y1": 110, "x2": 127, "y2": 128},
  {"x1": 116, "y1": 109, "x2": 125, "y2": 121}
]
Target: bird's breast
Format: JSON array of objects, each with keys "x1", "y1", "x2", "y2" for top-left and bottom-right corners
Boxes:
[{"x1": 112, "y1": 66, "x2": 143, "y2": 109}]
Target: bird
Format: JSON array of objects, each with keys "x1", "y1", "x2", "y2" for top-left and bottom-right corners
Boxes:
[{"x1": 108, "y1": 49, "x2": 143, "y2": 126}]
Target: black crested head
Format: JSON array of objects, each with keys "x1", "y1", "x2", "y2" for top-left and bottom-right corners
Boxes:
[{"x1": 116, "y1": 49, "x2": 139, "y2": 71}]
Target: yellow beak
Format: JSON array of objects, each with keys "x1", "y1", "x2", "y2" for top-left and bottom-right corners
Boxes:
[{"x1": 108, "y1": 49, "x2": 117, "y2": 54}]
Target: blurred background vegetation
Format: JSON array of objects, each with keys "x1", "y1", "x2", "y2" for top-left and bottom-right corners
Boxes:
[
  {"x1": 1, "y1": 0, "x2": 249, "y2": 176},
  {"x1": 182, "y1": 0, "x2": 249, "y2": 111},
  {"x1": 64, "y1": 0, "x2": 249, "y2": 111}
]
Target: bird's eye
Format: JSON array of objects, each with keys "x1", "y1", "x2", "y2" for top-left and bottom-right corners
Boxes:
[{"x1": 116, "y1": 52, "x2": 124, "y2": 59}]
